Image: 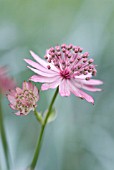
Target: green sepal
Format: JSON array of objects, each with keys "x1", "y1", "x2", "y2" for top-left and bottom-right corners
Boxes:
[
  {"x1": 34, "y1": 109, "x2": 44, "y2": 125},
  {"x1": 44, "y1": 108, "x2": 57, "y2": 123}
]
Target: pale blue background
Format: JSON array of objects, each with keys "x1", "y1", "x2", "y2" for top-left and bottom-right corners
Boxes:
[{"x1": 0, "y1": 0, "x2": 114, "y2": 169}]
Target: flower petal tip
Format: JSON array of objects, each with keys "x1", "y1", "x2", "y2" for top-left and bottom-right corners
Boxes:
[
  {"x1": 30, "y1": 50, "x2": 34, "y2": 56},
  {"x1": 24, "y1": 58, "x2": 28, "y2": 62},
  {"x1": 99, "y1": 80, "x2": 104, "y2": 85},
  {"x1": 92, "y1": 101, "x2": 94, "y2": 105}
]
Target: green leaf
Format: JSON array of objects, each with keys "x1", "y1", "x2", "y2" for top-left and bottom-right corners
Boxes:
[
  {"x1": 44, "y1": 108, "x2": 57, "y2": 123},
  {"x1": 48, "y1": 108, "x2": 57, "y2": 123},
  {"x1": 34, "y1": 109, "x2": 43, "y2": 125}
]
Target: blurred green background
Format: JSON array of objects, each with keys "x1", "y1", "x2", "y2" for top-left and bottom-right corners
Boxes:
[{"x1": 0, "y1": 0, "x2": 114, "y2": 169}]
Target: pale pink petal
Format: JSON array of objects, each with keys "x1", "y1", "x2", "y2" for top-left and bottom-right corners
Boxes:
[
  {"x1": 77, "y1": 89, "x2": 94, "y2": 104},
  {"x1": 75, "y1": 73, "x2": 92, "y2": 79},
  {"x1": 27, "y1": 66, "x2": 58, "y2": 77},
  {"x1": 30, "y1": 75, "x2": 60, "y2": 83},
  {"x1": 8, "y1": 96, "x2": 16, "y2": 105},
  {"x1": 68, "y1": 80, "x2": 94, "y2": 104},
  {"x1": 8, "y1": 90, "x2": 16, "y2": 97},
  {"x1": 81, "y1": 85, "x2": 102, "y2": 92},
  {"x1": 28, "y1": 82, "x2": 34, "y2": 90},
  {"x1": 24, "y1": 59, "x2": 58, "y2": 74},
  {"x1": 9, "y1": 104, "x2": 16, "y2": 110},
  {"x1": 16, "y1": 87, "x2": 23, "y2": 94},
  {"x1": 30, "y1": 51, "x2": 59, "y2": 72},
  {"x1": 81, "y1": 79, "x2": 103, "y2": 85},
  {"x1": 71, "y1": 79, "x2": 82, "y2": 88},
  {"x1": 30, "y1": 51, "x2": 48, "y2": 67},
  {"x1": 41, "y1": 78, "x2": 62, "y2": 90},
  {"x1": 59, "y1": 79, "x2": 70, "y2": 96},
  {"x1": 33, "y1": 85, "x2": 38, "y2": 95},
  {"x1": 72, "y1": 79, "x2": 102, "y2": 92},
  {"x1": 33, "y1": 86, "x2": 39, "y2": 101},
  {"x1": 67, "y1": 80, "x2": 83, "y2": 98},
  {"x1": 22, "y1": 81, "x2": 28, "y2": 89},
  {"x1": 15, "y1": 111, "x2": 22, "y2": 116}
]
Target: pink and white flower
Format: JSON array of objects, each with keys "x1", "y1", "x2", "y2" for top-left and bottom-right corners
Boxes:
[
  {"x1": 0, "y1": 66, "x2": 16, "y2": 94},
  {"x1": 25, "y1": 44, "x2": 103, "y2": 104},
  {"x1": 7, "y1": 81, "x2": 39, "y2": 115}
]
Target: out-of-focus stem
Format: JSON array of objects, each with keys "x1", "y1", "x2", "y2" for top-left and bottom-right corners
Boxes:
[{"x1": 0, "y1": 95, "x2": 10, "y2": 170}]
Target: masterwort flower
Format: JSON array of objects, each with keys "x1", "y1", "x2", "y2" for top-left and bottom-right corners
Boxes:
[
  {"x1": 25, "y1": 44, "x2": 103, "y2": 104},
  {"x1": 7, "y1": 81, "x2": 39, "y2": 115},
  {"x1": 0, "y1": 66, "x2": 16, "y2": 94}
]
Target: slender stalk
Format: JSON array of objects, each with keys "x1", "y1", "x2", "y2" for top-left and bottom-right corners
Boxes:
[
  {"x1": 0, "y1": 95, "x2": 10, "y2": 170},
  {"x1": 29, "y1": 87, "x2": 59, "y2": 170}
]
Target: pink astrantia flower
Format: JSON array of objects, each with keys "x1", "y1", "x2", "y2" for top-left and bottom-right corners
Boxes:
[
  {"x1": 25, "y1": 44, "x2": 103, "y2": 104},
  {"x1": 7, "y1": 81, "x2": 39, "y2": 116},
  {"x1": 0, "y1": 66, "x2": 16, "y2": 94}
]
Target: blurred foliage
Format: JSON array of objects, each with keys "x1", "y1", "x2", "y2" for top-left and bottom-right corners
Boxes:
[{"x1": 0, "y1": 0, "x2": 114, "y2": 169}]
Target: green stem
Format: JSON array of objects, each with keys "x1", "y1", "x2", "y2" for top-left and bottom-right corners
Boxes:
[
  {"x1": 29, "y1": 87, "x2": 59, "y2": 170},
  {"x1": 0, "y1": 95, "x2": 10, "y2": 170}
]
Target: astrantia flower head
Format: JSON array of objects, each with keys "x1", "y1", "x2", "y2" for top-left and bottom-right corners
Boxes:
[
  {"x1": 0, "y1": 66, "x2": 16, "y2": 94},
  {"x1": 7, "y1": 81, "x2": 39, "y2": 116},
  {"x1": 25, "y1": 44, "x2": 103, "y2": 104}
]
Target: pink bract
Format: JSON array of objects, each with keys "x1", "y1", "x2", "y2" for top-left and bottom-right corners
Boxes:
[
  {"x1": 25, "y1": 44, "x2": 103, "y2": 104},
  {"x1": 0, "y1": 66, "x2": 16, "y2": 94},
  {"x1": 7, "y1": 81, "x2": 39, "y2": 116}
]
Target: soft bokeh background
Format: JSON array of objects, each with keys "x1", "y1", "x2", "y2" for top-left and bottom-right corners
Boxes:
[{"x1": 0, "y1": 0, "x2": 114, "y2": 169}]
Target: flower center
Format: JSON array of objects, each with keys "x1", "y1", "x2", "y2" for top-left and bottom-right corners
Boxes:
[
  {"x1": 44, "y1": 44, "x2": 97, "y2": 80},
  {"x1": 60, "y1": 69, "x2": 71, "y2": 79},
  {"x1": 16, "y1": 90, "x2": 36, "y2": 113}
]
